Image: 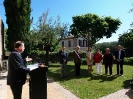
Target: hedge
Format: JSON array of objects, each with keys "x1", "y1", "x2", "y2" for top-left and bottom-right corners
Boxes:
[{"x1": 31, "y1": 51, "x2": 133, "y2": 65}]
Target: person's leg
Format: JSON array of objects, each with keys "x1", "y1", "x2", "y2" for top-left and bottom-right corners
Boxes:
[
  {"x1": 75, "y1": 63, "x2": 78, "y2": 76},
  {"x1": 10, "y1": 84, "x2": 22, "y2": 99},
  {"x1": 116, "y1": 62, "x2": 120, "y2": 75},
  {"x1": 120, "y1": 62, "x2": 123, "y2": 75},
  {"x1": 60, "y1": 64, "x2": 63, "y2": 77},
  {"x1": 88, "y1": 65, "x2": 92, "y2": 74},
  {"x1": 105, "y1": 64, "x2": 108, "y2": 75},
  {"x1": 97, "y1": 63, "x2": 100, "y2": 74},
  {"x1": 99, "y1": 63, "x2": 102, "y2": 75},
  {"x1": 77, "y1": 63, "x2": 81, "y2": 76},
  {"x1": 95, "y1": 63, "x2": 99, "y2": 73},
  {"x1": 109, "y1": 64, "x2": 112, "y2": 75},
  {"x1": 63, "y1": 63, "x2": 66, "y2": 77}
]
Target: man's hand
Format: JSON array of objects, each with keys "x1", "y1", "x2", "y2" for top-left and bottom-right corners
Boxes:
[
  {"x1": 64, "y1": 60, "x2": 66, "y2": 63},
  {"x1": 89, "y1": 59, "x2": 92, "y2": 62},
  {"x1": 26, "y1": 56, "x2": 32, "y2": 62}
]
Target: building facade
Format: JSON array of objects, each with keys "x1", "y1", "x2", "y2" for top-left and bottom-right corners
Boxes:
[{"x1": 60, "y1": 35, "x2": 88, "y2": 52}]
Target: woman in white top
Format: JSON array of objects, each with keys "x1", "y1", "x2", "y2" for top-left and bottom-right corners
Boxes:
[{"x1": 86, "y1": 47, "x2": 93, "y2": 74}]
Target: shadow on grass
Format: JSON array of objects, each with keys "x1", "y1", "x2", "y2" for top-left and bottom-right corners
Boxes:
[
  {"x1": 88, "y1": 73, "x2": 119, "y2": 82},
  {"x1": 47, "y1": 64, "x2": 120, "y2": 82},
  {"x1": 47, "y1": 65, "x2": 90, "y2": 81},
  {"x1": 122, "y1": 79, "x2": 131, "y2": 88}
]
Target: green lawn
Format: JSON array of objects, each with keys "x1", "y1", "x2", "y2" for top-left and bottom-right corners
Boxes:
[{"x1": 47, "y1": 62, "x2": 133, "y2": 99}]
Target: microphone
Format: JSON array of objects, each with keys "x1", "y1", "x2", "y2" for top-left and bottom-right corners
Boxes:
[{"x1": 27, "y1": 52, "x2": 45, "y2": 64}]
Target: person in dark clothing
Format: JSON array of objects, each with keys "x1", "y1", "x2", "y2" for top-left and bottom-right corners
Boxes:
[
  {"x1": 115, "y1": 45, "x2": 125, "y2": 76},
  {"x1": 103, "y1": 48, "x2": 114, "y2": 76},
  {"x1": 73, "y1": 46, "x2": 82, "y2": 76},
  {"x1": 7, "y1": 41, "x2": 32, "y2": 99},
  {"x1": 59, "y1": 46, "x2": 68, "y2": 78}
]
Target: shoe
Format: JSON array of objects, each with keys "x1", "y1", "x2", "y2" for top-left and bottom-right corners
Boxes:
[{"x1": 120, "y1": 74, "x2": 123, "y2": 76}]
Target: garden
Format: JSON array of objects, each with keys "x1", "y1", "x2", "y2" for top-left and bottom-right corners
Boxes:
[{"x1": 47, "y1": 61, "x2": 133, "y2": 99}]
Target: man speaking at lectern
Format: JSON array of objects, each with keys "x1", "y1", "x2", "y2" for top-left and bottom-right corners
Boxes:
[{"x1": 7, "y1": 41, "x2": 32, "y2": 99}]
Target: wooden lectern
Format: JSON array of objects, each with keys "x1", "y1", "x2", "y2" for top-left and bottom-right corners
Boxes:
[{"x1": 28, "y1": 64, "x2": 48, "y2": 99}]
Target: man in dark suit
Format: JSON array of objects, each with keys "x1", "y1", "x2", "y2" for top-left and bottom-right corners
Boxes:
[
  {"x1": 103, "y1": 48, "x2": 114, "y2": 76},
  {"x1": 59, "y1": 46, "x2": 68, "y2": 78},
  {"x1": 73, "y1": 46, "x2": 82, "y2": 76},
  {"x1": 7, "y1": 41, "x2": 32, "y2": 99},
  {"x1": 115, "y1": 45, "x2": 125, "y2": 76}
]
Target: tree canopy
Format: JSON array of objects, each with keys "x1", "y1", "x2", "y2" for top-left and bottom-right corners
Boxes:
[
  {"x1": 94, "y1": 41, "x2": 118, "y2": 54},
  {"x1": 4, "y1": 0, "x2": 31, "y2": 54},
  {"x1": 70, "y1": 13, "x2": 121, "y2": 47},
  {"x1": 30, "y1": 11, "x2": 68, "y2": 65},
  {"x1": 118, "y1": 29, "x2": 133, "y2": 49}
]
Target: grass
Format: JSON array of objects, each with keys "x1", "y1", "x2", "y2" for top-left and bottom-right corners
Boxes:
[{"x1": 47, "y1": 62, "x2": 133, "y2": 99}]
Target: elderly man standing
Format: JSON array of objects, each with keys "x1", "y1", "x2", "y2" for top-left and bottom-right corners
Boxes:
[
  {"x1": 59, "y1": 46, "x2": 68, "y2": 78},
  {"x1": 103, "y1": 48, "x2": 114, "y2": 76},
  {"x1": 115, "y1": 45, "x2": 125, "y2": 76},
  {"x1": 73, "y1": 46, "x2": 82, "y2": 76}
]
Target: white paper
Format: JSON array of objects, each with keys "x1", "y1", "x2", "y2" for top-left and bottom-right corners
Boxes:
[{"x1": 27, "y1": 63, "x2": 38, "y2": 70}]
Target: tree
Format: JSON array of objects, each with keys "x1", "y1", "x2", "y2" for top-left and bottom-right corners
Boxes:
[
  {"x1": 31, "y1": 11, "x2": 68, "y2": 66},
  {"x1": 4, "y1": 0, "x2": 31, "y2": 56},
  {"x1": 70, "y1": 13, "x2": 121, "y2": 47},
  {"x1": 118, "y1": 29, "x2": 133, "y2": 49},
  {"x1": 94, "y1": 41, "x2": 118, "y2": 54},
  {"x1": 4, "y1": 28, "x2": 8, "y2": 51}
]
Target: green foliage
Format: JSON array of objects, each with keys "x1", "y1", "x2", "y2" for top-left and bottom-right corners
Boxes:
[
  {"x1": 118, "y1": 29, "x2": 133, "y2": 49},
  {"x1": 30, "y1": 10, "x2": 69, "y2": 65},
  {"x1": 4, "y1": 0, "x2": 31, "y2": 54},
  {"x1": 124, "y1": 57, "x2": 133, "y2": 65},
  {"x1": 70, "y1": 13, "x2": 121, "y2": 47},
  {"x1": 94, "y1": 41, "x2": 118, "y2": 54},
  {"x1": 81, "y1": 58, "x2": 87, "y2": 65},
  {"x1": 31, "y1": 10, "x2": 69, "y2": 52},
  {"x1": 4, "y1": 28, "x2": 8, "y2": 51},
  {"x1": 48, "y1": 62, "x2": 133, "y2": 99}
]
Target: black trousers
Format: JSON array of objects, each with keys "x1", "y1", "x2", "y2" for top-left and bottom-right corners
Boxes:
[
  {"x1": 10, "y1": 84, "x2": 23, "y2": 99},
  {"x1": 105, "y1": 64, "x2": 112, "y2": 75},
  {"x1": 75, "y1": 63, "x2": 81, "y2": 76},
  {"x1": 116, "y1": 61, "x2": 123, "y2": 75}
]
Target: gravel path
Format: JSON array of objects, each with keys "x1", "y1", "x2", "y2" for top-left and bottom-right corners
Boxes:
[{"x1": 0, "y1": 72, "x2": 133, "y2": 99}]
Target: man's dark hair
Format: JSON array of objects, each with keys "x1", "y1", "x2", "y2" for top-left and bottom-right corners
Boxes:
[{"x1": 14, "y1": 41, "x2": 24, "y2": 48}]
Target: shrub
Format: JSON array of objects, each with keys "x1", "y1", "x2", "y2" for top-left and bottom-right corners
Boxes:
[
  {"x1": 81, "y1": 58, "x2": 87, "y2": 65},
  {"x1": 124, "y1": 57, "x2": 133, "y2": 65}
]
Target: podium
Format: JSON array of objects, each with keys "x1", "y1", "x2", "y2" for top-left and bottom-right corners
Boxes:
[{"x1": 28, "y1": 64, "x2": 48, "y2": 99}]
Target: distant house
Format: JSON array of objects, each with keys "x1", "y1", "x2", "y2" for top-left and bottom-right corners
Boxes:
[{"x1": 60, "y1": 34, "x2": 88, "y2": 52}]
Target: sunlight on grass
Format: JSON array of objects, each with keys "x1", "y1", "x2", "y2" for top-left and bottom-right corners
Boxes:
[{"x1": 47, "y1": 62, "x2": 133, "y2": 99}]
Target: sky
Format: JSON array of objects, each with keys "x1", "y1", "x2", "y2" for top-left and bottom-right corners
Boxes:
[{"x1": 0, "y1": 0, "x2": 133, "y2": 43}]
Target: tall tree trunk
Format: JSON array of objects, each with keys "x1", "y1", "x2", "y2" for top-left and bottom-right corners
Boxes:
[{"x1": 45, "y1": 50, "x2": 49, "y2": 66}]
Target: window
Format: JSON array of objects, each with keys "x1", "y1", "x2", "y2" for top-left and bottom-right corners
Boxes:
[
  {"x1": 79, "y1": 40, "x2": 83, "y2": 47},
  {"x1": 68, "y1": 40, "x2": 71, "y2": 47},
  {"x1": 86, "y1": 41, "x2": 88, "y2": 47},
  {"x1": 62, "y1": 41, "x2": 64, "y2": 46},
  {"x1": 83, "y1": 40, "x2": 86, "y2": 47}
]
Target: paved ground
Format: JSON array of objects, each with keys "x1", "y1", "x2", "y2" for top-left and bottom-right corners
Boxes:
[
  {"x1": 0, "y1": 72, "x2": 79, "y2": 99},
  {"x1": 0, "y1": 72, "x2": 133, "y2": 99}
]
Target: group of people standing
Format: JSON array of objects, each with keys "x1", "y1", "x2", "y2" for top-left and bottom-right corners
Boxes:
[
  {"x1": 86, "y1": 45, "x2": 125, "y2": 76},
  {"x1": 59, "y1": 45, "x2": 125, "y2": 78}
]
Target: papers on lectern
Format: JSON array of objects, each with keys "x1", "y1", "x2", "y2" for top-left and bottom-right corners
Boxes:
[{"x1": 27, "y1": 63, "x2": 38, "y2": 71}]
